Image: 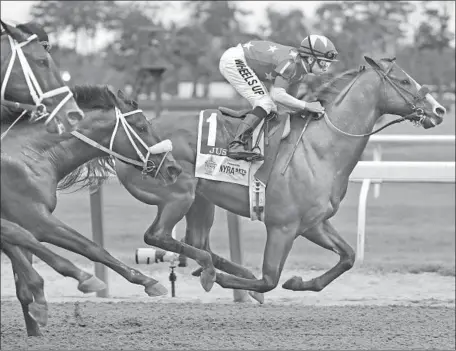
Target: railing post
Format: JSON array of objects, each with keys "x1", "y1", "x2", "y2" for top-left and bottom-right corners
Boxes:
[
  {"x1": 226, "y1": 211, "x2": 250, "y2": 302},
  {"x1": 89, "y1": 182, "x2": 108, "y2": 297}
]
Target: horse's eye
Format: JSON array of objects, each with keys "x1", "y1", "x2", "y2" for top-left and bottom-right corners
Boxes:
[
  {"x1": 37, "y1": 58, "x2": 48, "y2": 67},
  {"x1": 401, "y1": 79, "x2": 410, "y2": 85}
]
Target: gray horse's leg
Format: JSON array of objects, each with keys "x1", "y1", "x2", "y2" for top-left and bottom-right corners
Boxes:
[
  {"x1": 282, "y1": 220, "x2": 355, "y2": 291},
  {"x1": 143, "y1": 195, "x2": 217, "y2": 293},
  {"x1": 215, "y1": 221, "x2": 299, "y2": 293}
]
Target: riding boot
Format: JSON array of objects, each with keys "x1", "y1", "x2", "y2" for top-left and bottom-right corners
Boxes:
[{"x1": 227, "y1": 111, "x2": 265, "y2": 162}]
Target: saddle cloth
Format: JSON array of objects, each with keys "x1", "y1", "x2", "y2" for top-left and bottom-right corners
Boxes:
[{"x1": 195, "y1": 108, "x2": 290, "y2": 221}]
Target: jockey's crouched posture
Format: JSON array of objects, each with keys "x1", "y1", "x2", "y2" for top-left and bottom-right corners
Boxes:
[{"x1": 219, "y1": 35, "x2": 338, "y2": 161}]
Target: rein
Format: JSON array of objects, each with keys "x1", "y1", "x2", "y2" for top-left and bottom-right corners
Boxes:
[
  {"x1": 1, "y1": 31, "x2": 73, "y2": 126},
  {"x1": 71, "y1": 107, "x2": 169, "y2": 178}
]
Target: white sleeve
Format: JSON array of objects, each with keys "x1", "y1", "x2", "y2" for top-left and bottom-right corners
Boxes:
[{"x1": 270, "y1": 86, "x2": 307, "y2": 111}]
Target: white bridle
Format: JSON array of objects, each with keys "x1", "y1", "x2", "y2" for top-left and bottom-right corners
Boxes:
[
  {"x1": 1, "y1": 32, "x2": 74, "y2": 125},
  {"x1": 71, "y1": 107, "x2": 173, "y2": 177}
]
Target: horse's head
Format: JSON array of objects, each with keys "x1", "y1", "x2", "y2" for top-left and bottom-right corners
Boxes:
[
  {"x1": 0, "y1": 20, "x2": 84, "y2": 134},
  {"x1": 71, "y1": 85, "x2": 182, "y2": 186},
  {"x1": 364, "y1": 56, "x2": 446, "y2": 129}
]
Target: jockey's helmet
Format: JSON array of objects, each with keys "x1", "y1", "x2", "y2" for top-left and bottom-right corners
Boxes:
[{"x1": 298, "y1": 35, "x2": 338, "y2": 62}]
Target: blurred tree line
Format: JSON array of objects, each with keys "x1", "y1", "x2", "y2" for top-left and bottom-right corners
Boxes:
[{"x1": 30, "y1": 0, "x2": 454, "y2": 100}]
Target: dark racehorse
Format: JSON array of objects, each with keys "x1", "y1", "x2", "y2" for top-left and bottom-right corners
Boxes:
[
  {"x1": 1, "y1": 85, "x2": 182, "y2": 336},
  {"x1": 1, "y1": 20, "x2": 85, "y2": 335},
  {"x1": 112, "y1": 56, "x2": 445, "y2": 303}
]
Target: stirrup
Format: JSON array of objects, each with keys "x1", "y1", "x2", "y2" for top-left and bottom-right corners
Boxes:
[{"x1": 227, "y1": 148, "x2": 264, "y2": 162}]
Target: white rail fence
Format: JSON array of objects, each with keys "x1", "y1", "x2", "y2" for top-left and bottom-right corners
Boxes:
[{"x1": 88, "y1": 135, "x2": 455, "y2": 298}]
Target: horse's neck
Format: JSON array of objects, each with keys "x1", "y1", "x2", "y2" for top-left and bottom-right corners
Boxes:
[
  {"x1": 299, "y1": 71, "x2": 381, "y2": 175},
  {"x1": 1, "y1": 121, "x2": 104, "y2": 181},
  {"x1": 48, "y1": 133, "x2": 105, "y2": 181}
]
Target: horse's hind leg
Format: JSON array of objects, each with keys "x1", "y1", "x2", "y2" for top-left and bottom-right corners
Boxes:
[
  {"x1": 184, "y1": 195, "x2": 264, "y2": 303},
  {"x1": 1, "y1": 219, "x2": 106, "y2": 294},
  {"x1": 282, "y1": 220, "x2": 355, "y2": 291},
  {"x1": 2, "y1": 244, "x2": 46, "y2": 336}
]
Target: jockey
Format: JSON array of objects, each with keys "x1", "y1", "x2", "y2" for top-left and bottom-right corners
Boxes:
[{"x1": 219, "y1": 35, "x2": 338, "y2": 161}]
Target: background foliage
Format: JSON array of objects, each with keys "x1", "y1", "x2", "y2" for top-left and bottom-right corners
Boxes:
[{"x1": 29, "y1": 0, "x2": 455, "y2": 99}]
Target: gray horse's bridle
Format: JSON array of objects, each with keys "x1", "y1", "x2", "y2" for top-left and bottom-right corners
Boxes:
[{"x1": 1, "y1": 31, "x2": 74, "y2": 126}]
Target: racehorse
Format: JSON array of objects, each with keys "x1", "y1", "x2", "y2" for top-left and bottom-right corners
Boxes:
[
  {"x1": 1, "y1": 85, "x2": 182, "y2": 336},
  {"x1": 112, "y1": 56, "x2": 446, "y2": 303},
  {"x1": 1, "y1": 20, "x2": 84, "y2": 134},
  {"x1": 1, "y1": 20, "x2": 86, "y2": 335}
]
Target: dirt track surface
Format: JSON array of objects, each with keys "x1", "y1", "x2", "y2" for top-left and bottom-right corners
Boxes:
[
  {"x1": 1, "y1": 301, "x2": 454, "y2": 350},
  {"x1": 1, "y1": 261, "x2": 455, "y2": 350}
]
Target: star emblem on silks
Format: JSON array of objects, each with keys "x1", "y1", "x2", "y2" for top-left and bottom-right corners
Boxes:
[
  {"x1": 289, "y1": 50, "x2": 298, "y2": 59},
  {"x1": 265, "y1": 72, "x2": 274, "y2": 81},
  {"x1": 243, "y1": 42, "x2": 253, "y2": 50},
  {"x1": 267, "y1": 45, "x2": 278, "y2": 53}
]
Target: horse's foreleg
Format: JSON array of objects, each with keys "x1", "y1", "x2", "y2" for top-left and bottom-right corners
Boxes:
[
  {"x1": 282, "y1": 220, "x2": 355, "y2": 291},
  {"x1": 143, "y1": 197, "x2": 216, "y2": 293},
  {"x1": 216, "y1": 221, "x2": 299, "y2": 293},
  {"x1": 20, "y1": 208, "x2": 167, "y2": 297},
  {"x1": 2, "y1": 244, "x2": 45, "y2": 336},
  {"x1": 1, "y1": 219, "x2": 105, "y2": 294},
  {"x1": 184, "y1": 195, "x2": 263, "y2": 303}
]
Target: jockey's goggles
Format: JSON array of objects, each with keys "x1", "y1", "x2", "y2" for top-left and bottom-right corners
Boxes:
[
  {"x1": 316, "y1": 59, "x2": 332, "y2": 70},
  {"x1": 320, "y1": 50, "x2": 338, "y2": 61}
]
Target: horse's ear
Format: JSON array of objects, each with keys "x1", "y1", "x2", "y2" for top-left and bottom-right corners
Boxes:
[
  {"x1": 0, "y1": 19, "x2": 7, "y2": 31},
  {"x1": 0, "y1": 20, "x2": 26, "y2": 42},
  {"x1": 364, "y1": 56, "x2": 383, "y2": 71}
]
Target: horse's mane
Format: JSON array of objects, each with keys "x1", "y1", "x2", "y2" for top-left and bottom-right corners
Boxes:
[
  {"x1": 70, "y1": 84, "x2": 119, "y2": 110},
  {"x1": 57, "y1": 156, "x2": 116, "y2": 192},
  {"x1": 58, "y1": 84, "x2": 139, "y2": 192},
  {"x1": 308, "y1": 68, "x2": 361, "y2": 107},
  {"x1": 308, "y1": 57, "x2": 398, "y2": 107}
]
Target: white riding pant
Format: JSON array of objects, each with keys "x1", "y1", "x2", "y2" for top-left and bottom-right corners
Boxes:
[{"x1": 219, "y1": 44, "x2": 276, "y2": 114}]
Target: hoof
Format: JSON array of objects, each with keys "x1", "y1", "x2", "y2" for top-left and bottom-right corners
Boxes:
[
  {"x1": 191, "y1": 267, "x2": 203, "y2": 277},
  {"x1": 78, "y1": 275, "x2": 107, "y2": 294},
  {"x1": 282, "y1": 276, "x2": 303, "y2": 291},
  {"x1": 178, "y1": 256, "x2": 188, "y2": 267},
  {"x1": 28, "y1": 302, "x2": 48, "y2": 327},
  {"x1": 200, "y1": 269, "x2": 216, "y2": 292},
  {"x1": 249, "y1": 291, "x2": 265, "y2": 304},
  {"x1": 145, "y1": 281, "x2": 168, "y2": 297}
]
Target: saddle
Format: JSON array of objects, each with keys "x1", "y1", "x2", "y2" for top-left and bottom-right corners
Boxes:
[
  {"x1": 218, "y1": 105, "x2": 291, "y2": 186},
  {"x1": 218, "y1": 106, "x2": 291, "y2": 142},
  {"x1": 218, "y1": 106, "x2": 251, "y2": 119}
]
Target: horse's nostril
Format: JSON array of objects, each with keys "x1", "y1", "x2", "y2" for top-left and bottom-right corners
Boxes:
[
  {"x1": 66, "y1": 110, "x2": 85, "y2": 125},
  {"x1": 434, "y1": 107, "x2": 446, "y2": 118}
]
